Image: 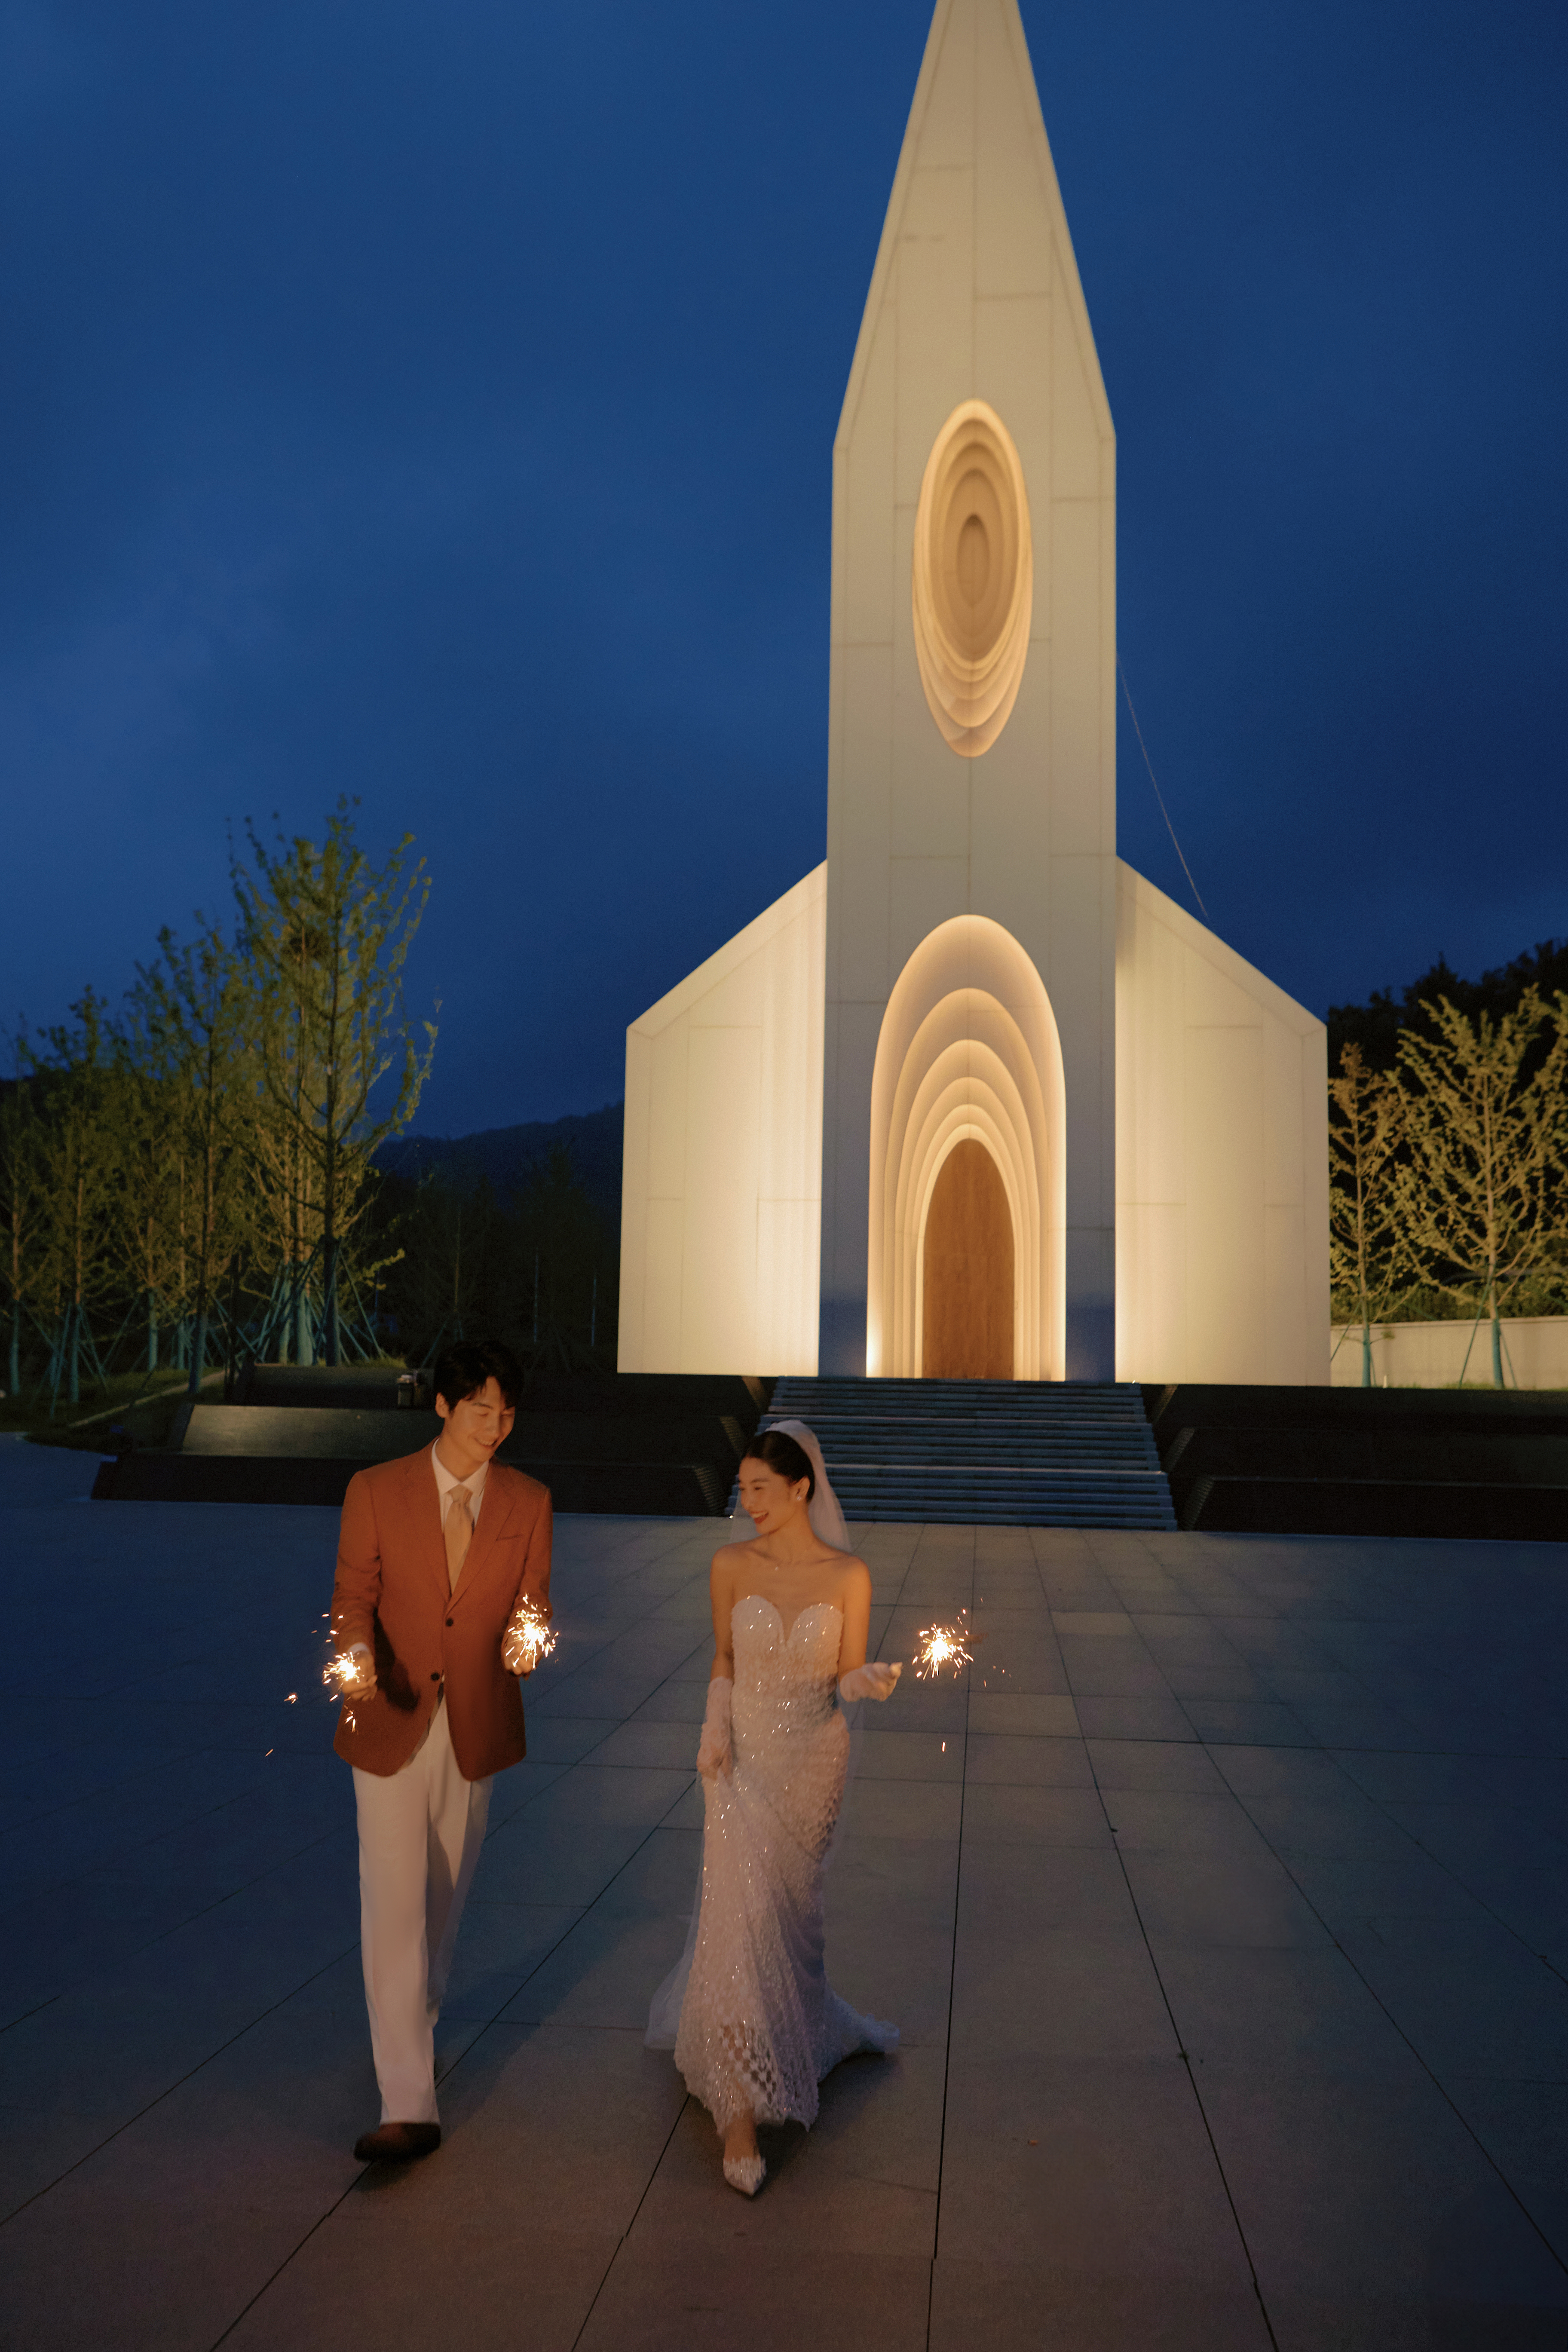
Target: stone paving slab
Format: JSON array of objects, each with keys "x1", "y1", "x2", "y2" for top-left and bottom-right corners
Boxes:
[{"x1": 1, "y1": 1432, "x2": 1567, "y2": 2347}]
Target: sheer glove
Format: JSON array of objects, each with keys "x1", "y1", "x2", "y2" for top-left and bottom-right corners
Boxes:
[
  {"x1": 838, "y1": 1660, "x2": 902, "y2": 1703},
  {"x1": 336, "y1": 1642, "x2": 377, "y2": 1700},
  {"x1": 696, "y1": 1676, "x2": 733, "y2": 1779}
]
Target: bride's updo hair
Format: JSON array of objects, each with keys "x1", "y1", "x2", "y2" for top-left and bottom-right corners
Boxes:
[{"x1": 742, "y1": 1427, "x2": 816, "y2": 1500}]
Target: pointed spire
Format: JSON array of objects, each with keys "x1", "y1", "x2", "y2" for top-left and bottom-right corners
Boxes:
[{"x1": 837, "y1": 0, "x2": 1112, "y2": 460}]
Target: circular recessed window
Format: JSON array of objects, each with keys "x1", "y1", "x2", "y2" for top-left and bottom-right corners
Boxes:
[{"x1": 912, "y1": 399, "x2": 1032, "y2": 758}]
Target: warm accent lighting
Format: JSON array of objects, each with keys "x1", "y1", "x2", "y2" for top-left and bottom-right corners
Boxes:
[{"x1": 912, "y1": 400, "x2": 1033, "y2": 758}]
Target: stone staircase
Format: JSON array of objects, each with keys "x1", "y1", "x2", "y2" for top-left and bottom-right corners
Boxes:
[{"x1": 744, "y1": 1377, "x2": 1177, "y2": 1528}]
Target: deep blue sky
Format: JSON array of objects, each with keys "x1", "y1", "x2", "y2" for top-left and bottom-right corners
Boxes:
[{"x1": 3, "y1": 0, "x2": 1565, "y2": 1133}]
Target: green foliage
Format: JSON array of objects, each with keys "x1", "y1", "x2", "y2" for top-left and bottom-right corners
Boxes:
[
  {"x1": 128, "y1": 918, "x2": 257, "y2": 1393},
  {"x1": 1328, "y1": 976, "x2": 1568, "y2": 1387},
  {"x1": 231, "y1": 799, "x2": 436, "y2": 1366},
  {"x1": 24, "y1": 994, "x2": 123, "y2": 1404},
  {"x1": 0, "y1": 794, "x2": 624, "y2": 1418},
  {"x1": 0, "y1": 803, "x2": 439, "y2": 1415},
  {"x1": 1328, "y1": 1043, "x2": 1408, "y2": 1384},
  {"x1": 1394, "y1": 989, "x2": 1568, "y2": 1385}
]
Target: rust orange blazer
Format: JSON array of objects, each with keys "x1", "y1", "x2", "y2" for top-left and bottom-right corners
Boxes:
[{"x1": 329, "y1": 1447, "x2": 552, "y2": 1781}]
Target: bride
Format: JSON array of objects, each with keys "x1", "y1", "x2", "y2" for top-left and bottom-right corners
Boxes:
[{"x1": 646, "y1": 1422, "x2": 901, "y2": 2196}]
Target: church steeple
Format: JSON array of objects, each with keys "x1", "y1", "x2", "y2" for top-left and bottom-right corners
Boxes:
[
  {"x1": 620, "y1": 0, "x2": 1328, "y2": 1395},
  {"x1": 820, "y1": 0, "x2": 1119, "y2": 1381}
]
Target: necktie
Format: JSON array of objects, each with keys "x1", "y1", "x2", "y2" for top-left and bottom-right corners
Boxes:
[{"x1": 445, "y1": 1483, "x2": 475, "y2": 1590}]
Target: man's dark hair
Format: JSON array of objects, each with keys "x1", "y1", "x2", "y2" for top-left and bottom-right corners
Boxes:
[{"x1": 430, "y1": 1338, "x2": 524, "y2": 1416}]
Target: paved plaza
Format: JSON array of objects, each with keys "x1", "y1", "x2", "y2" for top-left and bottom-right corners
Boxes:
[{"x1": 3, "y1": 1433, "x2": 1567, "y2": 2349}]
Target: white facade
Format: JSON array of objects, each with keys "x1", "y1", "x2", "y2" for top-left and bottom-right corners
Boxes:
[
  {"x1": 1116, "y1": 864, "x2": 1328, "y2": 1385},
  {"x1": 618, "y1": 867, "x2": 825, "y2": 1377},
  {"x1": 619, "y1": 0, "x2": 1329, "y2": 1387}
]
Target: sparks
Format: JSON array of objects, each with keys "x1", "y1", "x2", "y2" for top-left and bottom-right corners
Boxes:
[
  {"x1": 913, "y1": 1611, "x2": 975, "y2": 1680},
  {"x1": 503, "y1": 1599, "x2": 558, "y2": 1674},
  {"x1": 323, "y1": 1647, "x2": 373, "y2": 1724}
]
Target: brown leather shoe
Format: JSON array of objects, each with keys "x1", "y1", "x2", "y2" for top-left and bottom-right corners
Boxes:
[{"x1": 353, "y1": 2121, "x2": 441, "y2": 2164}]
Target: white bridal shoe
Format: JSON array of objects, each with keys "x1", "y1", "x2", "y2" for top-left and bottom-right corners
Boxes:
[{"x1": 723, "y1": 2152, "x2": 766, "y2": 2197}]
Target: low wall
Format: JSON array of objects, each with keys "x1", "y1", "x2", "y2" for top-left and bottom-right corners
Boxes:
[{"x1": 1330, "y1": 1316, "x2": 1568, "y2": 1390}]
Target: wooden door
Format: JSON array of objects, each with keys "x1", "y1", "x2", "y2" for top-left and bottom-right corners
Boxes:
[{"x1": 920, "y1": 1139, "x2": 1014, "y2": 1379}]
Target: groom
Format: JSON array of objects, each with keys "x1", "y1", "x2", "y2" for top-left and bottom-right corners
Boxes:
[{"x1": 329, "y1": 1337, "x2": 552, "y2": 2163}]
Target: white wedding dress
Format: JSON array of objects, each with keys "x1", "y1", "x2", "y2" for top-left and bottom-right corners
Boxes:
[
  {"x1": 671, "y1": 1593, "x2": 897, "y2": 2131},
  {"x1": 646, "y1": 1423, "x2": 898, "y2": 2136}
]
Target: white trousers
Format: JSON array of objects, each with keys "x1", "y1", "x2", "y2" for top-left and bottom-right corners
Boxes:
[{"x1": 352, "y1": 1699, "x2": 491, "y2": 2125}]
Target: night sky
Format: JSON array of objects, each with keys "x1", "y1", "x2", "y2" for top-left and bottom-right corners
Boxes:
[{"x1": 3, "y1": 0, "x2": 1565, "y2": 1134}]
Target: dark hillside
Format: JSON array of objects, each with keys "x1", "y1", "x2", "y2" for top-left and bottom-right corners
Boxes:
[
  {"x1": 378, "y1": 1102, "x2": 623, "y2": 1230},
  {"x1": 1329, "y1": 941, "x2": 1568, "y2": 1075}
]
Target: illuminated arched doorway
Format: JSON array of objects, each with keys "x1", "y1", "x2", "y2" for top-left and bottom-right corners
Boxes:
[
  {"x1": 867, "y1": 915, "x2": 1066, "y2": 1381},
  {"x1": 921, "y1": 1137, "x2": 1015, "y2": 1378}
]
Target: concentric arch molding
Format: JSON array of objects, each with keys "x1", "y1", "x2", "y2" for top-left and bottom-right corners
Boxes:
[{"x1": 911, "y1": 399, "x2": 1033, "y2": 758}]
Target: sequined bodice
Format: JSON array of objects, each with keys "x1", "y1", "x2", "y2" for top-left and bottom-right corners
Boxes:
[
  {"x1": 732, "y1": 1595, "x2": 841, "y2": 1724},
  {"x1": 728, "y1": 1596, "x2": 848, "y2": 1858}
]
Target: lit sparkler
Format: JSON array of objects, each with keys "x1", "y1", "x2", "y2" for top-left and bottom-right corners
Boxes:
[
  {"x1": 323, "y1": 1644, "x2": 374, "y2": 1729},
  {"x1": 324, "y1": 1647, "x2": 372, "y2": 1696},
  {"x1": 913, "y1": 1610, "x2": 976, "y2": 1680},
  {"x1": 503, "y1": 1599, "x2": 558, "y2": 1675}
]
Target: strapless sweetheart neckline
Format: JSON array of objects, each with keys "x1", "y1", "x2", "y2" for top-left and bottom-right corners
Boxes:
[{"x1": 734, "y1": 1593, "x2": 845, "y2": 1648}]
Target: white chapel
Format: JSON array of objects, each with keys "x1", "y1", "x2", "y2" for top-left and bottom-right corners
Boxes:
[{"x1": 618, "y1": 0, "x2": 1328, "y2": 1388}]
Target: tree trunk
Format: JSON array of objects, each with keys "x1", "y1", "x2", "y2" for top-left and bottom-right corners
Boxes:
[
  {"x1": 224, "y1": 1252, "x2": 242, "y2": 1402},
  {"x1": 9, "y1": 1225, "x2": 22, "y2": 1397},
  {"x1": 323, "y1": 1108, "x2": 340, "y2": 1366},
  {"x1": 67, "y1": 1301, "x2": 80, "y2": 1406},
  {"x1": 1491, "y1": 1295, "x2": 1505, "y2": 1390},
  {"x1": 324, "y1": 1235, "x2": 340, "y2": 1366},
  {"x1": 147, "y1": 1290, "x2": 159, "y2": 1375},
  {"x1": 188, "y1": 1292, "x2": 207, "y2": 1397}
]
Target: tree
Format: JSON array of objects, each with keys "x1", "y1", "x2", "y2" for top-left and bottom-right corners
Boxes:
[
  {"x1": 1328, "y1": 1043, "x2": 1406, "y2": 1386},
  {"x1": 1395, "y1": 989, "x2": 1568, "y2": 1387},
  {"x1": 380, "y1": 1170, "x2": 510, "y2": 1361},
  {"x1": 513, "y1": 1142, "x2": 618, "y2": 1370},
  {"x1": 28, "y1": 993, "x2": 123, "y2": 1406},
  {"x1": 115, "y1": 998, "x2": 197, "y2": 1378},
  {"x1": 233, "y1": 802, "x2": 435, "y2": 1366},
  {"x1": 0, "y1": 1038, "x2": 46, "y2": 1400},
  {"x1": 132, "y1": 922, "x2": 257, "y2": 1396},
  {"x1": 375, "y1": 1141, "x2": 620, "y2": 1372}
]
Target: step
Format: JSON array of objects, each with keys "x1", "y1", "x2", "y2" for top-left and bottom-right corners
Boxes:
[{"x1": 738, "y1": 1376, "x2": 1178, "y2": 1529}]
